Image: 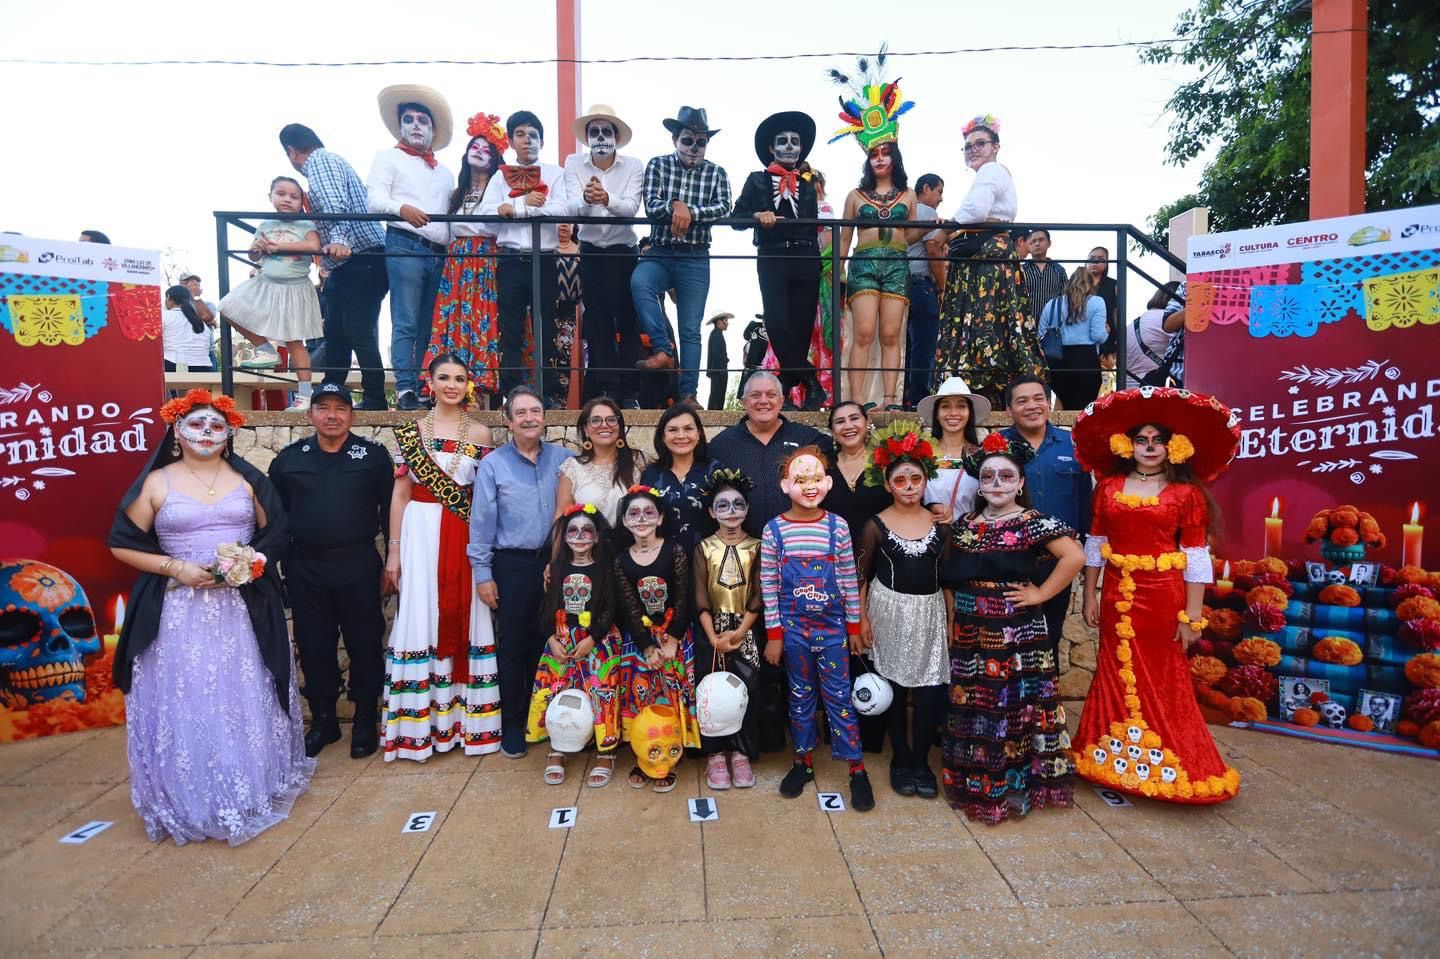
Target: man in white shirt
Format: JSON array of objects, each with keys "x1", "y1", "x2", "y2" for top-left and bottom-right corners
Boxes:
[
  {"x1": 367, "y1": 84, "x2": 454, "y2": 410},
  {"x1": 562, "y1": 104, "x2": 644, "y2": 408},
  {"x1": 478, "y1": 111, "x2": 574, "y2": 406}
]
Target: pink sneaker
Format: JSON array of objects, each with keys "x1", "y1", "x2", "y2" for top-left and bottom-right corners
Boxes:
[
  {"x1": 706, "y1": 753, "x2": 731, "y2": 790},
  {"x1": 729, "y1": 752, "x2": 755, "y2": 789}
]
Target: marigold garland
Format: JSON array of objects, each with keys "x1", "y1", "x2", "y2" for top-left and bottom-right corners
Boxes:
[
  {"x1": 159, "y1": 388, "x2": 246, "y2": 428},
  {"x1": 1312, "y1": 636, "x2": 1364, "y2": 666},
  {"x1": 1190, "y1": 655, "x2": 1228, "y2": 685},
  {"x1": 1246, "y1": 585, "x2": 1289, "y2": 609},
  {"x1": 1305, "y1": 505, "x2": 1386, "y2": 550},
  {"x1": 1113, "y1": 491, "x2": 1160, "y2": 509},
  {"x1": 1404, "y1": 653, "x2": 1440, "y2": 689},
  {"x1": 1250, "y1": 572, "x2": 1295, "y2": 597},
  {"x1": 1318, "y1": 584, "x2": 1362, "y2": 608},
  {"x1": 1234, "y1": 637, "x2": 1282, "y2": 668},
  {"x1": 1396, "y1": 565, "x2": 1431, "y2": 586},
  {"x1": 1206, "y1": 608, "x2": 1244, "y2": 642},
  {"x1": 1396, "y1": 597, "x2": 1440, "y2": 623}
]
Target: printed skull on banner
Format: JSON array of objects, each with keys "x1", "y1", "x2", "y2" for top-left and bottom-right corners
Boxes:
[
  {"x1": 0, "y1": 559, "x2": 100, "y2": 708},
  {"x1": 636, "y1": 575, "x2": 668, "y2": 617},
  {"x1": 561, "y1": 573, "x2": 592, "y2": 615}
]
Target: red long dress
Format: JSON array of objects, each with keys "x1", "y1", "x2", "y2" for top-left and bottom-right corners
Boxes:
[{"x1": 1073, "y1": 476, "x2": 1241, "y2": 804}]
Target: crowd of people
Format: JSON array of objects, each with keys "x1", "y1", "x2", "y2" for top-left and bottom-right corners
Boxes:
[
  {"x1": 150, "y1": 74, "x2": 1182, "y2": 415},
  {"x1": 106, "y1": 361, "x2": 1243, "y2": 846}
]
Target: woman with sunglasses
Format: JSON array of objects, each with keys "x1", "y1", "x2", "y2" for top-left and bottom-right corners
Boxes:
[
  {"x1": 554, "y1": 397, "x2": 647, "y2": 524},
  {"x1": 930, "y1": 115, "x2": 1044, "y2": 407}
]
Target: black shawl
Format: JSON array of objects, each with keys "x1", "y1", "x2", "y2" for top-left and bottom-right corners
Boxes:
[{"x1": 106, "y1": 428, "x2": 294, "y2": 712}]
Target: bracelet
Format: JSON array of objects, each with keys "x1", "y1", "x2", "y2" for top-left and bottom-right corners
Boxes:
[
  {"x1": 388, "y1": 539, "x2": 401, "y2": 545},
  {"x1": 159, "y1": 557, "x2": 177, "y2": 577},
  {"x1": 1177, "y1": 611, "x2": 1209, "y2": 631}
]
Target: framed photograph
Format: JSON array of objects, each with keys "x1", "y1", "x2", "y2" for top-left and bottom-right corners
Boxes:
[
  {"x1": 1278, "y1": 675, "x2": 1329, "y2": 721},
  {"x1": 1305, "y1": 562, "x2": 1330, "y2": 585},
  {"x1": 1355, "y1": 688, "x2": 1402, "y2": 734},
  {"x1": 1347, "y1": 562, "x2": 1379, "y2": 587}
]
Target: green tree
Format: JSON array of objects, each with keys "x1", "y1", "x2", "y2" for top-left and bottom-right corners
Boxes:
[{"x1": 1145, "y1": 0, "x2": 1439, "y2": 245}]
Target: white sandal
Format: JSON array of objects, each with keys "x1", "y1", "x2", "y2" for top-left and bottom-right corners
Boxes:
[{"x1": 544, "y1": 751, "x2": 566, "y2": 785}]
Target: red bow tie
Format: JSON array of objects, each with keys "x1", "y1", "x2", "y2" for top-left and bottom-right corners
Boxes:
[
  {"x1": 767, "y1": 163, "x2": 800, "y2": 202},
  {"x1": 500, "y1": 165, "x2": 549, "y2": 198},
  {"x1": 396, "y1": 142, "x2": 437, "y2": 169}
]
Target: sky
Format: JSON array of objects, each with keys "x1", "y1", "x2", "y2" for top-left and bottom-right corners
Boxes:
[{"x1": 0, "y1": 0, "x2": 1207, "y2": 372}]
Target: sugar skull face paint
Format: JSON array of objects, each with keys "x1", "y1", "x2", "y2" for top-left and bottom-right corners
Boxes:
[
  {"x1": 710, "y1": 490, "x2": 749, "y2": 532},
  {"x1": 399, "y1": 108, "x2": 434, "y2": 150},
  {"x1": 675, "y1": 132, "x2": 708, "y2": 169},
  {"x1": 564, "y1": 516, "x2": 598, "y2": 560},
  {"x1": 511, "y1": 124, "x2": 543, "y2": 165},
  {"x1": 466, "y1": 138, "x2": 493, "y2": 172},
  {"x1": 177, "y1": 409, "x2": 230, "y2": 458},
  {"x1": 587, "y1": 120, "x2": 617, "y2": 160},
  {"x1": 771, "y1": 130, "x2": 803, "y2": 167},
  {"x1": 623, "y1": 499, "x2": 662, "y2": 539},
  {"x1": 867, "y1": 143, "x2": 893, "y2": 177},
  {"x1": 977, "y1": 454, "x2": 1022, "y2": 510}
]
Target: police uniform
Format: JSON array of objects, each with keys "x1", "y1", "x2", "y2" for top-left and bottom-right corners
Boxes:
[{"x1": 268, "y1": 429, "x2": 393, "y2": 719}]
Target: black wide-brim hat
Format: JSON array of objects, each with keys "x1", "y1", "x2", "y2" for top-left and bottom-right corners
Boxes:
[
  {"x1": 663, "y1": 106, "x2": 720, "y2": 137},
  {"x1": 754, "y1": 111, "x2": 816, "y2": 165}
]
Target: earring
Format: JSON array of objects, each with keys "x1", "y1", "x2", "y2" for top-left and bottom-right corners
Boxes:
[
  {"x1": 582, "y1": 439, "x2": 593, "y2": 450},
  {"x1": 617, "y1": 437, "x2": 626, "y2": 448},
  {"x1": 171, "y1": 439, "x2": 181, "y2": 457}
]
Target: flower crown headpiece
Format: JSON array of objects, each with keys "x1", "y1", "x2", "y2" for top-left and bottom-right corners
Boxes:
[
  {"x1": 962, "y1": 431, "x2": 1035, "y2": 478},
  {"x1": 466, "y1": 112, "x2": 509, "y2": 154},
  {"x1": 962, "y1": 114, "x2": 1000, "y2": 137},
  {"x1": 625, "y1": 484, "x2": 664, "y2": 499},
  {"x1": 826, "y1": 43, "x2": 914, "y2": 151},
  {"x1": 563, "y1": 503, "x2": 599, "y2": 517},
  {"x1": 699, "y1": 467, "x2": 753, "y2": 502},
  {"x1": 160, "y1": 389, "x2": 246, "y2": 428},
  {"x1": 863, "y1": 421, "x2": 939, "y2": 488},
  {"x1": 1108, "y1": 432, "x2": 1195, "y2": 465}
]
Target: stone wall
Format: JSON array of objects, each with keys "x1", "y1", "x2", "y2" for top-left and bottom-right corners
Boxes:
[{"x1": 234, "y1": 409, "x2": 1094, "y2": 699}]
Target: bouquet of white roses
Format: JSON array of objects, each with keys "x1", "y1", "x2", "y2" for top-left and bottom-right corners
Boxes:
[{"x1": 212, "y1": 542, "x2": 267, "y2": 586}]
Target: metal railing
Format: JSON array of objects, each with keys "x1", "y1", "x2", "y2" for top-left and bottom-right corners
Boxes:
[{"x1": 213, "y1": 210, "x2": 1183, "y2": 406}]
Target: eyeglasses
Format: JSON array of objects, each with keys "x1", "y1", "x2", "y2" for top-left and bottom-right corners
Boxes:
[
  {"x1": 888, "y1": 474, "x2": 925, "y2": 491},
  {"x1": 678, "y1": 136, "x2": 708, "y2": 149},
  {"x1": 978, "y1": 468, "x2": 1020, "y2": 487},
  {"x1": 963, "y1": 140, "x2": 994, "y2": 153},
  {"x1": 1133, "y1": 435, "x2": 1168, "y2": 448},
  {"x1": 587, "y1": 415, "x2": 619, "y2": 428},
  {"x1": 712, "y1": 498, "x2": 749, "y2": 516}
]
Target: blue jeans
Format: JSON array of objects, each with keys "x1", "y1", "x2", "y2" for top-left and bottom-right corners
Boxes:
[
  {"x1": 904, "y1": 273, "x2": 941, "y2": 408},
  {"x1": 384, "y1": 229, "x2": 443, "y2": 396},
  {"x1": 630, "y1": 246, "x2": 710, "y2": 398}
]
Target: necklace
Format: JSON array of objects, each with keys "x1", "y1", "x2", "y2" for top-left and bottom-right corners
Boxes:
[
  {"x1": 181, "y1": 460, "x2": 224, "y2": 497},
  {"x1": 421, "y1": 409, "x2": 470, "y2": 477},
  {"x1": 1132, "y1": 469, "x2": 1164, "y2": 480},
  {"x1": 980, "y1": 507, "x2": 1023, "y2": 522}
]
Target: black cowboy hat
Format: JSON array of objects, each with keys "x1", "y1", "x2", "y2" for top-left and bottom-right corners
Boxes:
[
  {"x1": 754, "y1": 111, "x2": 816, "y2": 165},
  {"x1": 663, "y1": 106, "x2": 720, "y2": 137}
]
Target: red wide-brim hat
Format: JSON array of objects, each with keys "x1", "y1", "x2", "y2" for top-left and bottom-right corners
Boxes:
[{"x1": 1073, "y1": 387, "x2": 1241, "y2": 482}]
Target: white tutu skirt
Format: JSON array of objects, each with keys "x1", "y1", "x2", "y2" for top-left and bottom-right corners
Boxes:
[{"x1": 218, "y1": 275, "x2": 322, "y2": 342}]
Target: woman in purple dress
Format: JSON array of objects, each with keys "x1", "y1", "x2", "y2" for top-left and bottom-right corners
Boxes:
[{"x1": 109, "y1": 389, "x2": 313, "y2": 845}]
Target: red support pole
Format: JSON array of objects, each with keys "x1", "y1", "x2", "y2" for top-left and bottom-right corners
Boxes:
[
  {"x1": 555, "y1": 0, "x2": 582, "y2": 165},
  {"x1": 1309, "y1": 0, "x2": 1368, "y2": 220}
]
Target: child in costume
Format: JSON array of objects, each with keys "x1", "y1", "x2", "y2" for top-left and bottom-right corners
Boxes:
[
  {"x1": 855, "y1": 423, "x2": 951, "y2": 799},
  {"x1": 1071, "y1": 387, "x2": 1243, "y2": 804},
  {"x1": 942, "y1": 432, "x2": 1083, "y2": 823},
  {"x1": 615, "y1": 484, "x2": 697, "y2": 792},
  {"x1": 526, "y1": 505, "x2": 622, "y2": 787},
  {"x1": 693, "y1": 468, "x2": 763, "y2": 789},
  {"x1": 761, "y1": 446, "x2": 873, "y2": 811},
  {"x1": 217, "y1": 176, "x2": 324, "y2": 406}
]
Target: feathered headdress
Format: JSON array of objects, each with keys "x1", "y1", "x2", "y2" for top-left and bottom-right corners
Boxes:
[
  {"x1": 699, "y1": 466, "x2": 754, "y2": 503},
  {"x1": 466, "y1": 112, "x2": 509, "y2": 154},
  {"x1": 827, "y1": 44, "x2": 914, "y2": 151},
  {"x1": 863, "y1": 421, "x2": 939, "y2": 488}
]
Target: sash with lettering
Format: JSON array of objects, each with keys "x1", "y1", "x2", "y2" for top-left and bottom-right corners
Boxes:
[{"x1": 395, "y1": 422, "x2": 478, "y2": 681}]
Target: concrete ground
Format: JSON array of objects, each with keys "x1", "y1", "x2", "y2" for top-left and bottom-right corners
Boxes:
[{"x1": 2, "y1": 711, "x2": 1438, "y2": 959}]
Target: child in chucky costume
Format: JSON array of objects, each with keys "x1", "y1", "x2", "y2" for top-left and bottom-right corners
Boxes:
[{"x1": 760, "y1": 445, "x2": 874, "y2": 811}]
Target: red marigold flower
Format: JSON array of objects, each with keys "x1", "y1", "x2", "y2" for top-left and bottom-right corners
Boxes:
[
  {"x1": 1250, "y1": 572, "x2": 1294, "y2": 597},
  {"x1": 1217, "y1": 664, "x2": 1278, "y2": 702},
  {"x1": 1393, "y1": 584, "x2": 1436, "y2": 606},
  {"x1": 981, "y1": 432, "x2": 1009, "y2": 453},
  {"x1": 1400, "y1": 618, "x2": 1440, "y2": 651},
  {"x1": 1245, "y1": 602, "x2": 1286, "y2": 633},
  {"x1": 1402, "y1": 688, "x2": 1440, "y2": 726}
]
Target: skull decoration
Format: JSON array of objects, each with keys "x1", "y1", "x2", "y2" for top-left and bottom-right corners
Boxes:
[
  {"x1": 636, "y1": 575, "x2": 668, "y2": 617},
  {"x1": 629, "y1": 703, "x2": 683, "y2": 779},
  {"x1": 1148, "y1": 748, "x2": 1165, "y2": 765},
  {"x1": 1326, "y1": 568, "x2": 1348, "y2": 586},
  {"x1": 1113, "y1": 757, "x2": 1129, "y2": 775},
  {"x1": 1160, "y1": 767, "x2": 1178, "y2": 783},
  {"x1": 1126, "y1": 744, "x2": 1143, "y2": 761},
  {"x1": 0, "y1": 559, "x2": 100, "y2": 708},
  {"x1": 561, "y1": 573, "x2": 593, "y2": 616},
  {"x1": 1135, "y1": 763, "x2": 1151, "y2": 781},
  {"x1": 1106, "y1": 737, "x2": 1124, "y2": 754},
  {"x1": 1126, "y1": 725, "x2": 1143, "y2": 743},
  {"x1": 1318, "y1": 700, "x2": 1347, "y2": 729},
  {"x1": 1091, "y1": 747, "x2": 1108, "y2": 765}
]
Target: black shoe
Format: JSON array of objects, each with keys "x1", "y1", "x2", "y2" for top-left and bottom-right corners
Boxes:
[
  {"x1": 304, "y1": 714, "x2": 341, "y2": 758},
  {"x1": 779, "y1": 760, "x2": 814, "y2": 798},
  {"x1": 890, "y1": 765, "x2": 916, "y2": 797},
  {"x1": 913, "y1": 766, "x2": 938, "y2": 799},
  {"x1": 350, "y1": 708, "x2": 379, "y2": 759},
  {"x1": 850, "y1": 769, "x2": 876, "y2": 811},
  {"x1": 801, "y1": 378, "x2": 824, "y2": 411},
  {"x1": 396, "y1": 390, "x2": 421, "y2": 411}
]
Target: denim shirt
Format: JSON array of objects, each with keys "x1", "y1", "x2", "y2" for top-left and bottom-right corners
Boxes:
[
  {"x1": 468, "y1": 441, "x2": 575, "y2": 583},
  {"x1": 1003, "y1": 424, "x2": 1091, "y2": 542}
]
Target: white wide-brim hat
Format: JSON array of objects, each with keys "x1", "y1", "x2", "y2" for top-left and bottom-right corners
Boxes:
[
  {"x1": 572, "y1": 104, "x2": 633, "y2": 148},
  {"x1": 917, "y1": 376, "x2": 993, "y2": 430},
  {"x1": 378, "y1": 84, "x2": 454, "y2": 151}
]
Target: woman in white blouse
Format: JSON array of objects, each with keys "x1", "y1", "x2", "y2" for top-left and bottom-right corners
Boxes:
[
  {"x1": 553, "y1": 397, "x2": 647, "y2": 525},
  {"x1": 930, "y1": 116, "x2": 1045, "y2": 408}
]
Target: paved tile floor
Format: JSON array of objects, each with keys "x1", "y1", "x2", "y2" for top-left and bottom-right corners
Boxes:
[{"x1": 2, "y1": 711, "x2": 1438, "y2": 958}]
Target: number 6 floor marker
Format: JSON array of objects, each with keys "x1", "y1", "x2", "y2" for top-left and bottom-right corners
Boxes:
[
  {"x1": 60, "y1": 820, "x2": 113, "y2": 844},
  {"x1": 401, "y1": 811, "x2": 437, "y2": 834},
  {"x1": 817, "y1": 791, "x2": 846, "y2": 813}
]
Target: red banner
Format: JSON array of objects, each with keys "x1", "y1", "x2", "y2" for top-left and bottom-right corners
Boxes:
[
  {"x1": 1186, "y1": 206, "x2": 1440, "y2": 570},
  {"x1": 0, "y1": 236, "x2": 165, "y2": 741}
]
